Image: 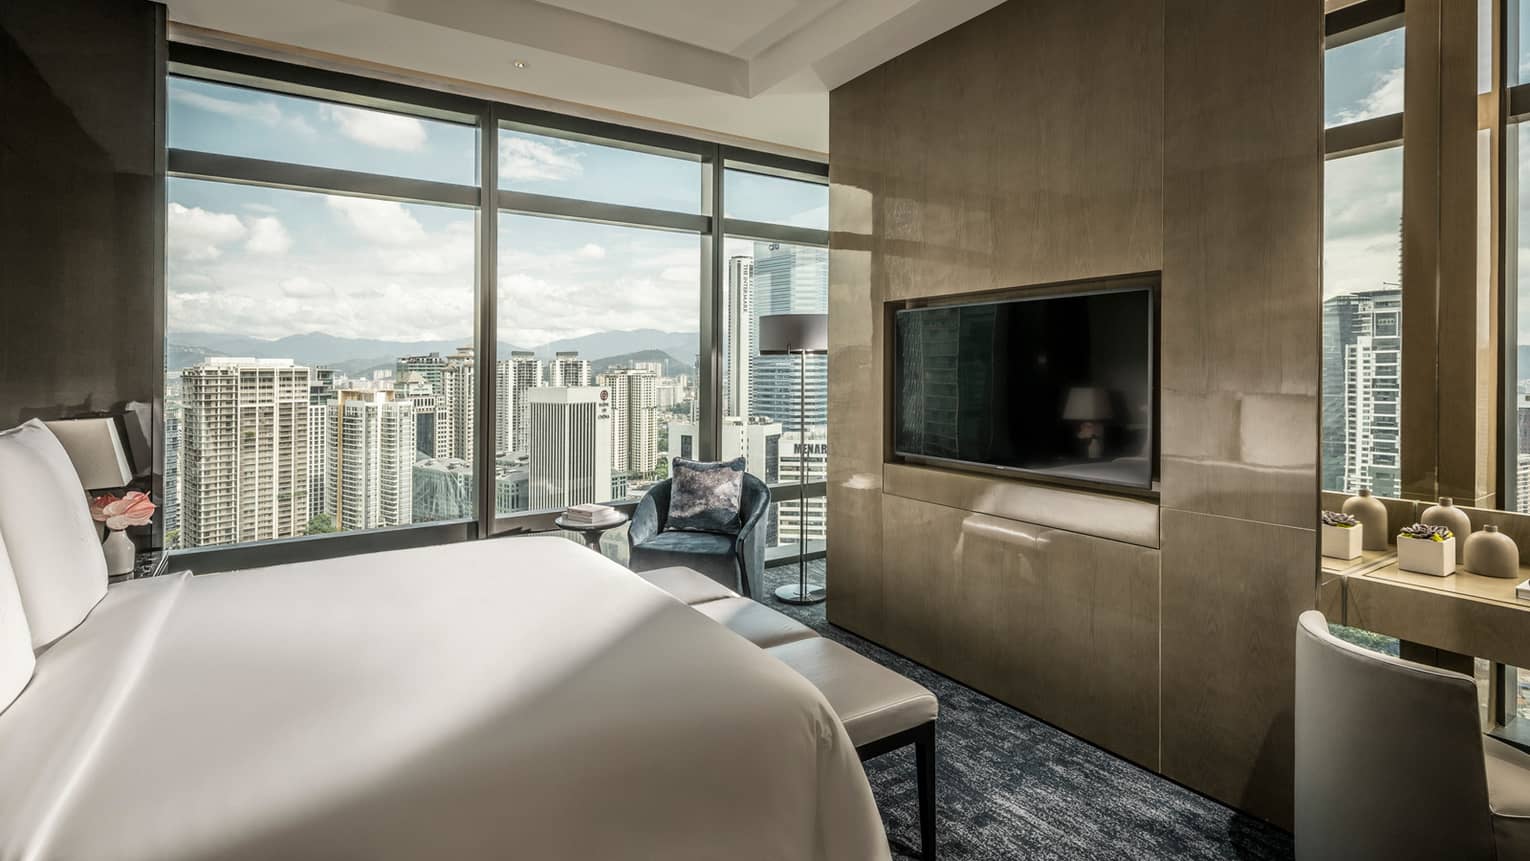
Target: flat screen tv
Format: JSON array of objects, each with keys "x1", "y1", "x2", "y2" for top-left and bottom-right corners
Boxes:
[{"x1": 892, "y1": 285, "x2": 1156, "y2": 490}]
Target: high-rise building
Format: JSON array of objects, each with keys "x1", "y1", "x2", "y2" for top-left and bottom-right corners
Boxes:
[
  {"x1": 668, "y1": 416, "x2": 781, "y2": 483},
  {"x1": 1322, "y1": 288, "x2": 1402, "y2": 497},
  {"x1": 778, "y1": 429, "x2": 828, "y2": 545},
  {"x1": 599, "y1": 367, "x2": 660, "y2": 476},
  {"x1": 331, "y1": 390, "x2": 416, "y2": 531},
  {"x1": 549, "y1": 351, "x2": 592, "y2": 387},
  {"x1": 496, "y1": 351, "x2": 542, "y2": 456},
  {"x1": 412, "y1": 456, "x2": 473, "y2": 522},
  {"x1": 527, "y1": 386, "x2": 612, "y2": 510},
  {"x1": 724, "y1": 256, "x2": 754, "y2": 419},
  {"x1": 307, "y1": 403, "x2": 332, "y2": 523},
  {"x1": 439, "y1": 347, "x2": 475, "y2": 461},
  {"x1": 749, "y1": 242, "x2": 828, "y2": 431},
  {"x1": 395, "y1": 373, "x2": 437, "y2": 458},
  {"x1": 396, "y1": 353, "x2": 446, "y2": 397},
  {"x1": 180, "y1": 358, "x2": 311, "y2": 549},
  {"x1": 163, "y1": 377, "x2": 182, "y2": 548}
]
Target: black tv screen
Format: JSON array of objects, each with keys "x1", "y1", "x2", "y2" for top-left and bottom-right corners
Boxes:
[{"x1": 893, "y1": 286, "x2": 1156, "y2": 490}]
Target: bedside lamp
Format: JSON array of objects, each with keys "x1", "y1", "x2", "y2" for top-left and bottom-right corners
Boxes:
[
  {"x1": 1062, "y1": 387, "x2": 1113, "y2": 459},
  {"x1": 44, "y1": 417, "x2": 134, "y2": 492}
]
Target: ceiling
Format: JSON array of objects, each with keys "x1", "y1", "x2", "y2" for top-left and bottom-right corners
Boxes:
[{"x1": 163, "y1": 0, "x2": 1007, "y2": 154}]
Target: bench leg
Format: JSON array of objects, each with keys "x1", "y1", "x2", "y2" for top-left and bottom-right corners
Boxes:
[{"x1": 915, "y1": 721, "x2": 937, "y2": 861}]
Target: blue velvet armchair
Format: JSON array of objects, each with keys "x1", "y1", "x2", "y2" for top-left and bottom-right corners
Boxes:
[{"x1": 627, "y1": 474, "x2": 771, "y2": 598}]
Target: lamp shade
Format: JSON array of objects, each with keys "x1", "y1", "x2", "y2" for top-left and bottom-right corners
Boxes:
[
  {"x1": 758, "y1": 313, "x2": 829, "y2": 354},
  {"x1": 1062, "y1": 387, "x2": 1113, "y2": 422},
  {"x1": 44, "y1": 417, "x2": 133, "y2": 491}
]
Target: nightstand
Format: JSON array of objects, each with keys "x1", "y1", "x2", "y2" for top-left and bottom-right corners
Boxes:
[{"x1": 109, "y1": 550, "x2": 176, "y2": 585}]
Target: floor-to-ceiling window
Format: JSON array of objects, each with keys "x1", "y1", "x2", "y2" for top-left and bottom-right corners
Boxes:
[
  {"x1": 163, "y1": 47, "x2": 829, "y2": 567},
  {"x1": 1322, "y1": 20, "x2": 1405, "y2": 498},
  {"x1": 165, "y1": 72, "x2": 480, "y2": 551}
]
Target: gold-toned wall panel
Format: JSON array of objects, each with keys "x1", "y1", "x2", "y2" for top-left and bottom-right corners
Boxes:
[
  {"x1": 827, "y1": 61, "x2": 891, "y2": 639},
  {"x1": 852, "y1": 0, "x2": 1163, "y2": 304},
  {"x1": 1160, "y1": 0, "x2": 1322, "y2": 530},
  {"x1": 881, "y1": 494, "x2": 1162, "y2": 767},
  {"x1": 1159, "y1": 510, "x2": 1316, "y2": 829},
  {"x1": 882, "y1": 463, "x2": 1160, "y2": 549}
]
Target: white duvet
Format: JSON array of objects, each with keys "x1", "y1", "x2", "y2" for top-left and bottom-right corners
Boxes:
[{"x1": 0, "y1": 537, "x2": 889, "y2": 860}]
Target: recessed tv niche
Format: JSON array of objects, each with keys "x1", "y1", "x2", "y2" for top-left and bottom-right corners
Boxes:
[{"x1": 892, "y1": 284, "x2": 1157, "y2": 490}]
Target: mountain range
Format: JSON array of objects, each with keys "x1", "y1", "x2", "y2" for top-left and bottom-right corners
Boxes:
[{"x1": 168, "y1": 330, "x2": 701, "y2": 378}]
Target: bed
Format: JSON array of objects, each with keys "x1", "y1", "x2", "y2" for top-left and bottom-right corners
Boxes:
[{"x1": 0, "y1": 536, "x2": 889, "y2": 860}]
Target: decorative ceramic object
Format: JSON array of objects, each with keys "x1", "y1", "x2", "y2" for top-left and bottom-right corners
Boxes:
[
  {"x1": 101, "y1": 529, "x2": 135, "y2": 576},
  {"x1": 1343, "y1": 489, "x2": 1389, "y2": 551},
  {"x1": 1464, "y1": 524, "x2": 1520, "y2": 580},
  {"x1": 1420, "y1": 497, "x2": 1471, "y2": 563},
  {"x1": 1320, "y1": 511, "x2": 1362, "y2": 561},
  {"x1": 89, "y1": 491, "x2": 155, "y2": 578},
  {"x1": 1397, "y1": 524, "x2": 1455, "y2": 577}
]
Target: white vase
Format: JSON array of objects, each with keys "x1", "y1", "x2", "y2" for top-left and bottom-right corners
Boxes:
[{"x1": 102, "y1": 529, "x2": 135, "y2": 576}]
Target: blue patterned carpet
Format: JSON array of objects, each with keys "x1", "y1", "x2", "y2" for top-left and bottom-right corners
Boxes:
[{"x1": 763, "y1": 559, "x2": 1293, "y2": 861}]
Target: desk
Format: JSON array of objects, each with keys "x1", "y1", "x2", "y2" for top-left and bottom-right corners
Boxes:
[{"x1": 1324, "y1": 550, "x2": 1530, "y2": 746}]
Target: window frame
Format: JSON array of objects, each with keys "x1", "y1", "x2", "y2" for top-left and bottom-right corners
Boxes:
[{"x1": 162, "y1": 43, "x2": 829, "y2": 572}]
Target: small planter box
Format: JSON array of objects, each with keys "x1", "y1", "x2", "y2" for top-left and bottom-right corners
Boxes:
[
  {"x1": 1321, "y1": 523, "x2": 1362, "y2": 561},
  {"x1": 1398, "y1": 535, "x2": 1455, "y2": 577}
]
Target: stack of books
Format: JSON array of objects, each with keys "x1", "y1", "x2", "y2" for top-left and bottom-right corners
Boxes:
[
  {"x1": 563, "y1": 503, "x2": 618, "y2": 525},
  {"x1": 1517, "y1": 579, "x2": 1530, "y2": 603}
]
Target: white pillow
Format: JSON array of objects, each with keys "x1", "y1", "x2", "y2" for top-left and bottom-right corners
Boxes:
[
  {"x1": 0, "y1": 420, "x2": 107, "y2": 647},
  {"x1": 0, "y1": 526, "x2": 34, "y2": 711}
]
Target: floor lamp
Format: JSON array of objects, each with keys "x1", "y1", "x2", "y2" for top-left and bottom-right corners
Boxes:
[{"x1": 758, "y1": 312, "x2": 828, "y2": 605}]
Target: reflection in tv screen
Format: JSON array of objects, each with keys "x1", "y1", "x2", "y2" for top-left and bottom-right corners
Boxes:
[{"x1": 893, "y1": 287, "x2": 1155, "y2": 490}]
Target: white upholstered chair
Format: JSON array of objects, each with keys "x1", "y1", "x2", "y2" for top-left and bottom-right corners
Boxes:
[{"x1": 1295, "y1": 610, "x2": 1530, "y2": 860}]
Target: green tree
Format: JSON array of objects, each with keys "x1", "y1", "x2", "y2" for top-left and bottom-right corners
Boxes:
[{"x1": 305, "y1": 513, "x2": 337, "y2": 535}]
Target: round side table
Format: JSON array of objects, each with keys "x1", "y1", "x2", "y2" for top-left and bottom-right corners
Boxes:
[{"x1": 554, "y1": 513, "x2": 630, "y2": 551}]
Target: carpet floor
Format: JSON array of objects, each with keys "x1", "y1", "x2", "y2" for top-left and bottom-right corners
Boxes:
[{"x1": 761, "y1": 559, "x2": 1294, "y2": 861}]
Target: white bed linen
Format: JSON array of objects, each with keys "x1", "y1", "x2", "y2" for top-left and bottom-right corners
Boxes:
[{"x1": 0, "y1": 537, "x2": 889, "y2": 861}]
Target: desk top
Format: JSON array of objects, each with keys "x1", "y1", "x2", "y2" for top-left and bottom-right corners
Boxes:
[{"x1": 1364, "y1": 562, "x2": 1530, "y2": 612}]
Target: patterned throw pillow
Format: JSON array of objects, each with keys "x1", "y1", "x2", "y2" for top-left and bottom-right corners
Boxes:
[{"x1": 667, "y1": 457, "x2": 746, "y2": 534}]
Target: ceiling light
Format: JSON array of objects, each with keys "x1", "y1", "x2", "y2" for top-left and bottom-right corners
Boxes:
[{"x1": 512, "y1": 60, "x2": 528, "y2": 70}]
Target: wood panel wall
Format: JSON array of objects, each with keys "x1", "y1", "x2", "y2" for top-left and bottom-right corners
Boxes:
[
  {"x1": 0, "y1": 0, "x2": 164, "y2": 433},
  {"x1": 829, "y1": 0, "x2": 1321, "y2": 828}
]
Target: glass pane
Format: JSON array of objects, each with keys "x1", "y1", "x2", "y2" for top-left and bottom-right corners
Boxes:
[
  {"x1": 1322, "y1": 148, "x2": 1404, "y2": 497},
  {"x1": 498, "y1": 127, "x2": 701, "y2": 213},
  {"x1": 168, "y1": 76, "x2": 477, "y2": 185},
  {"x1": 716, "y1": 239, "x2": 828, "y2": 487},
  {"x1": 1513, "y1": 126, "x2": 1530, "y2": 512},
  {"x1": 495, "y1": 214, "x2": 700, "y2": 515},
  {"x1": 1482, "y1": 0, "x2": 1494, "y2": 94},
  {"x1": 723, "y1": 169, "x2": 829, "y2": 229},
  {"x1": 1325, "y1": 28, "x2": 1405, "y2": 128},
  {"x1": 1518, "y1": 0, "x2": 1530, "y2": 87},
  {"x1": 765, "y1": 496, "x2": 828, "y2": 560},
  {"x1": 166, "y1": 178, "x2": 476, "y2": 550}
]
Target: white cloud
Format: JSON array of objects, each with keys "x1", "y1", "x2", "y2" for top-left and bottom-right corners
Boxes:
[
  {"x1": 244, "y1": 216, "x2": 292, "y2": 255},
  {"x1": 1332, "y1": 67, "x2": 1404, "y2": 126},
  {"x1": 168, "y1": 202, "x2": 246, "y2": 261},
  {"x1": 325, "y1": 196, "x2": 428, "y2": 244},
  {"x1": 576, "y1": 243, "x2": 606, "y2": 260},
  {"x1": 320, "y1": 104, "x2": 427, "y2": 152},
  {"x1": 280, "y1": 276, "x2": 330, "y2": 298},
  {"x1": 499, "y1": 136, "x2": 582, "y2": 182},
  {"x1": 170, "y1": 88, "x2": 315, "y2": 136}
]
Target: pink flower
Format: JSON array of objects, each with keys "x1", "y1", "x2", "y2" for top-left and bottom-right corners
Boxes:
[
  {"x1": 89, "y1": 494, "x2": 118, "y2": 523},
  {"x1": 99, "y1": 491, "x2": 156, "y2": 531}
]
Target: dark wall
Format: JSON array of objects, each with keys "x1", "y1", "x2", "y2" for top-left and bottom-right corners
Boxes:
[{"x1": 0, "y1": 0, "x2": 164, "y2": 429}]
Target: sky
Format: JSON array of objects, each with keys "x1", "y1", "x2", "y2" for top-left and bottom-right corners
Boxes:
[
  {"x1": 1322, "y1": 17, "x2": 1530, "y2": 352},
  {"x1": 166, "y1": 76, "x2": 828, "y2": 347}
]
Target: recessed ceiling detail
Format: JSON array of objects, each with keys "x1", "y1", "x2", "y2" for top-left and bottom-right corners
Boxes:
[{"x1": 164, "y1": 0, "x2": 1007, "y2": 152}]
